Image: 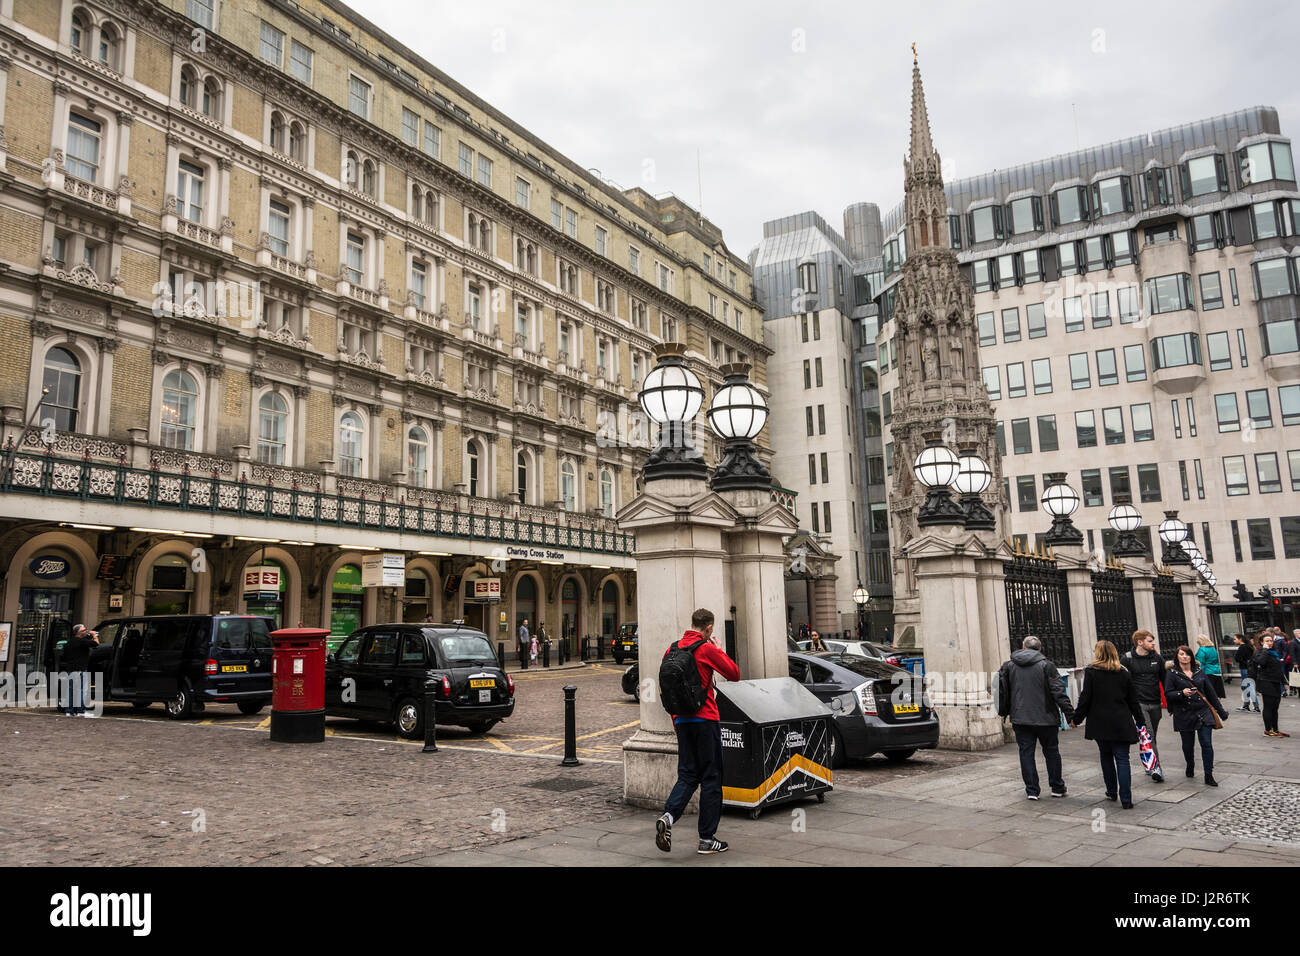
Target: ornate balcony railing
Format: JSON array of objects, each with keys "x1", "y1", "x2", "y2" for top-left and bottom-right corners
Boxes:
[
  {"x1": 0, "y1": 445, "x2": 634, "y2": 556},
  {"x1": 61, "y1": 174, "x2": 119, "y2": 213}
]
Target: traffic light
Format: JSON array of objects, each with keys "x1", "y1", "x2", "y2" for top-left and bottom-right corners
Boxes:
[
  {"x1": 1260, "y1": 585, "x2": 1274, "y2": 601},
  {"x1": 1233, "y1": 580, "x2": 1254, "y2": 602}
]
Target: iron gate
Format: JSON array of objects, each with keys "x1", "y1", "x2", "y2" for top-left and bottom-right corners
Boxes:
[
  {"x1": 1153, "y1": 574, "x2": 1187, "y2": 653},
  {"x1": 1004, "y1": 555, "x2": 1075, "y2": 667},
  {"x1": 1092, "y1": 569, "x2": 1138, "y2": 657}
]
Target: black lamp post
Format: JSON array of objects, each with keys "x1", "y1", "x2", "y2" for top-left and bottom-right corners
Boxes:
[
  {"x1": 638, "y1": 344, "x2": 707, "y2": 481},
  {"x1": 1158, "y1": 511, "x2": 1191, "y2": 565},
  {"x1": 912, "y1": 433, "x2": 965, "y2": 527},
  {"x1": 705, "y1": 363, "x2": 771, "y2": 491},
  {"x1": 1107, "y1": 493, "x2": 1148, "y2": 558},
  {"x1": 1040, "y1": 473, "x2": 1083, "y2": 547},
  {"x1": 852, "y1": 586, "x2": 869, "y2": 640},
  {"x1": 953, "y1": 444, "x2": 995, "y2": 531}
]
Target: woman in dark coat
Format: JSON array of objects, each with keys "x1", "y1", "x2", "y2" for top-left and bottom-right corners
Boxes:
[
  {"x1": 1165, "y1": 645, "x2": 1230, "y2": 785},
  {"x1": 1254, "y1": 634, "x2": 1288, "y2": 738},
  {"x1": 1071, "y1": 640, "x2": 1146, "y2": 808}
]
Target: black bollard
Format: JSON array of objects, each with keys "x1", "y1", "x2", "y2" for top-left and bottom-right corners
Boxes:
[
  {"x1": 497, "y1": 642, "x2": 505, "y2": 671},
  {"x1": 596, "y1": 633, "x2": 604, "y2": 661},
  {"x1": 422, "y1": 678, "x2": 438, "y2": 753},
  {"x1": 561, "y1": 685, "x2": 581, "y2": 767},
  {"x1": 543, "y1": 640, "x2": 551, "y2": 668}
]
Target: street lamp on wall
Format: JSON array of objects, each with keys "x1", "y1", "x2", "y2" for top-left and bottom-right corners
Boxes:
[
  {"x1": 1157, "y1": 510, "x2": 1191, "y2": 565},
  {"x1": 952, "y1": 444, "x2": 995, "y2": 531},
  {"x1": 852, "y1": 585, "x2": 869, "y2": 639},
  {"x1": 1040, "y1": 473, "x2": 1083, "y2": 547},
  {"x1": 638, "y1": 344, "x2": 707, "y2": 482},
  {"x1": 1107, "y1": 493, "x2": 1148, "y2": 558},
  {"x1": 706, "y1": 363, "x2": 771, "y2": 491},
  {"x1": 912, "y1": 434, "x2": 965, "y2": 527}
]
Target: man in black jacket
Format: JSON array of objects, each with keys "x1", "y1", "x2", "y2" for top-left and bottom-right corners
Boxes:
[
  {"x1": 59, "y1": 624, "x2": 99, "y2": 716},
  {"x1": 997, "y1": 636, "x2": 1076, "y2": 800},
  {"x1": 1121, "y1": 630, "x2": 1166, "y2": 783}
]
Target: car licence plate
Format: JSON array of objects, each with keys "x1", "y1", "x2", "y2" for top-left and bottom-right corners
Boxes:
[
  {"x1": 222, "y1": 665, "x2": 247, "y2": 673},
  {"x1": 470, "y1": 678, "x2": 494, "y2": 688},
  {"x1": 894, "y1": 703, "x2": 920, "y2": 715},
  {"x1": 478, "y1": 689, "x2": 492, "y2": 703}
]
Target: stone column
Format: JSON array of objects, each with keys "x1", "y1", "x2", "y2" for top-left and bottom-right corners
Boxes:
[
  {"x1": 1179, "y1": 572, "x2": 1206, "y2": 640},
  {"x1": 717, "y1": 486, "x2": 798, "y2": 680},
  {"x1": 901, "y1": 529, "x2": 1004, "y2": 751},
  {"x1": 1054, "y1": 544, "x2": 1098, "y2": 669},
  {"x1": 0, "y1": 54, "x2": 10, "y2": 174},
  {"x1": 618, "y1": 477, "x2": 735, "y2": 809},
  {"x1": 973, "y1": 538, "x2": 1013, "y2": 697},
  {"x1": 1126, "y1": 560, "x2": 1160, "y2": 645}
]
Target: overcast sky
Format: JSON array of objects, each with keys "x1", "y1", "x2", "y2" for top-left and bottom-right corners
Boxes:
[{"x1": 352, "y1": 0, "x2": 1300, "y2": 257}]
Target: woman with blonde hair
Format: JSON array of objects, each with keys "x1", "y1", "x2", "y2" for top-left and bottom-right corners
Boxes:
[
  {"x1": 1071, "y1": 640, "x2": 1146, "y2": 808},
  {"x1": 1194, "y1": 634, "x2": 1225, "y2": 699}
]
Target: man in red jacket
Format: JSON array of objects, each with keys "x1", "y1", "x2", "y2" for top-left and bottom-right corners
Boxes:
[{"x1": 655, "y1": 608, "x2": 740, "y2": 855}]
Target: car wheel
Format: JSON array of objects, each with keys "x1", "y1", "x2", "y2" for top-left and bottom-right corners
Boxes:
[
  {"x1": 394, "y1": 698, "x2": 424, "y2": 740},
  {"x1": 829, "y1": 726, "x2": 846, "y2": 769},
  {"x1": 165, "y1": 684, "x2": 194, "y2": 720},
  {"x1": 884, "y1": 749, "x2": 917, "y2": 763},
  {"x1": 131, "y1": 702, "x2": 151, "y2": 711},
  {"x1": 237, "y1": 701, "x2": 264, "y2": 716},
  {"x1": 621, "y1": 665, "x2": 639, "y2": 699}
]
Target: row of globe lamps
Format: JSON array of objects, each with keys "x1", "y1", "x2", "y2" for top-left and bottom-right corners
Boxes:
[{"x1": 912, "y1": 434, "x2": 1218, "y2": 590}]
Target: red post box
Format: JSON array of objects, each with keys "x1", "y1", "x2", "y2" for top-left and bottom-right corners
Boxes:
[{"x1": 269, "y1": 627, "x2": 328, "y2": 743}]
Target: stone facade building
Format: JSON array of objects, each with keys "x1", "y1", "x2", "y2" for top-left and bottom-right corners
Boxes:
[{"x1": 0, "y1": 0, "x2": 767, "y2": 670}]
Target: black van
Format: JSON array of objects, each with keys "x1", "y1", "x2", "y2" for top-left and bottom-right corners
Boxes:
[
  {"x1": 89, "y1": 615, "x2": 273, "y2": 719},
  {"x1": 325, "y1": 623, "x2": 515, "y2": 738}
]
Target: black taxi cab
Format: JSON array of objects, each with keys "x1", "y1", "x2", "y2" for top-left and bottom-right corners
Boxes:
[
  {"x1": 324, "y1": 622, "x2": 515, "y2": 738},
  {"x1": 612, "y1": 622, "x2": 638, "y2": 663}
]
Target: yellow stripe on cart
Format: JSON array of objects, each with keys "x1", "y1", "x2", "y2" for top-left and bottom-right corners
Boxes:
[{"x1": 721, "y1": 753, "x2": 833, "y2": 808}]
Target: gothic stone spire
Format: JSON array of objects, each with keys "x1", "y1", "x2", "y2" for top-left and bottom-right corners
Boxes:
[{"x1": 904, "y1": 58, "x2": 947, "y2": 253}]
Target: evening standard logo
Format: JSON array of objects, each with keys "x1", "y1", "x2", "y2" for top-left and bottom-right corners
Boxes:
[
  {"x1": 50, "y1": 886, "x2": 151, "y2": 936},
  {"x1": 785, "y1": 732, "x2": 806, "y2": 749},
  {"x1": 720, "y1": 726, "x2": 744, "y2": 749}
]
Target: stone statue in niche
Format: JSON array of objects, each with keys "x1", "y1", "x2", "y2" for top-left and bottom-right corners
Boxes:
[
  {"x1": 949, "y1": 335, "x2": 965, "y2": 378},
  {"x1": 921, "y1": 332, "x2": 939, "y2": 381}
]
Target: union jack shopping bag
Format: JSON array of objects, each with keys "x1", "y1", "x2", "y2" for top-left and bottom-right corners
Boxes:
[{"x1": 1137, "y1": 724, "x2": 1160, "y2": 775}]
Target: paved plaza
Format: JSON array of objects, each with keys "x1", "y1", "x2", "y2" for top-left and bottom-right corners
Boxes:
[{"x1": 3, "y1": 663, "x2": 1299, "y2": 866}]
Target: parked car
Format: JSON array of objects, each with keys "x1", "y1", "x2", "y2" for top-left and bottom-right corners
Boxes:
[
  {"x1": 87, "y1": 614, "x2": 273, "y2": 719},
  {"x1": 796, "y1": 639, "x2": 886, "y2": 661},
  {"x1": 612, "y1": 622, "x2": 638, "y2": 663},
  {"x1": 622, "y1": 661, "x2": 640, "y2": 699},
  {"x1": 325, "y1": 623, "x2": 515, "y2": 738},
  {"x1": 788, "y1": 651, "x2": 939, "y2": 768}
]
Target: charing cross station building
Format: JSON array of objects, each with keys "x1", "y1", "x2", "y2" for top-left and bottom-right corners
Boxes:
[{"x1": 0, "y1": 0, "x2": 772, "y2": 671}]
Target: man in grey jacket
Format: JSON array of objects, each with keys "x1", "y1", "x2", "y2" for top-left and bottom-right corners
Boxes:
[{"x1": 997, "y1": 636, "x2": 1076, "y2": 800}]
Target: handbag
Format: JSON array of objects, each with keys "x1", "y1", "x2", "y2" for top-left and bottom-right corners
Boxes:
[
  {"x1": 1289, "y1": 671, "x2": 1300, "y2": 689},
  {"x1": 1192, "y1": 684, "x2": 1224, "y2": 730}
]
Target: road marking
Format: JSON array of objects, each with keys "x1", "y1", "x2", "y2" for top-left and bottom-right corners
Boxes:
[
  {"x1": 520, "y1": 719, "x2": 640, "y2": 754},
  {"x1": 257, "y1": 717, "x2": 271, "y2": 730}
]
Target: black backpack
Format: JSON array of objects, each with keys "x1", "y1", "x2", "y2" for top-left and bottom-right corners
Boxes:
[{"x1": 659, "y1": 638, "x2": 709, "y2": 716}]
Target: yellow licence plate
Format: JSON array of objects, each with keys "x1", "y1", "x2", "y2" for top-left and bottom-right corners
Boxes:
[
  {"x1": 222, "y1": 665, "x2": 247, "y2": 673},
  {"x1": 894, "y1": 704, "x2": 920, "y2": 715},
  {"x1": 470, "y1": 678, "x2": 494, "y2": 688}
]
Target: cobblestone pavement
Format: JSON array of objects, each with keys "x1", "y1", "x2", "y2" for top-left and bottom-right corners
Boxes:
[{"x1": 5, "y1": 666, "x2": 1300, "y2": 865}]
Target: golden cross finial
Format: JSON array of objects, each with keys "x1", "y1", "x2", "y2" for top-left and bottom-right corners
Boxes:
[{"x1": 912, "y1": 42, "x2": 917, "y2": 64}]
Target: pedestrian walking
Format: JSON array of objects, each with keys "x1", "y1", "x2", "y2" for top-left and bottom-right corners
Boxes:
[
  {"x1": 1255, "y1": 634, "x2": 1289, "y2": 737},
  {"x1": 517, "y1": 618, "x2": 530, "y2": 669},
  {"x1": 1165, "y1": 645, "x2": 1230, "y2": 786},
  {"x1": 536, "y1": 621, "x2": 547, "y2": 658},
  {"x1": 1071, "y1": 640, "x2": 1146, "y2": 808},
  {"x1": 1194, "y1": 634, "x2": 1225, "y2": 700},
  {"x1": 1233, "y1": 635, "x2": 1258, "y2": 712},
  {"x1": 996, "y1": 635, "x2": 1076, "y2": 800},
  {"x1": 655, "y1": 608, "x2": 739, "y2": 855},
  {"x1": 1121, "y1": 629, "x2": 1167, "y2": 784},
  {"x1": 60, "y1": 624, "x2": 99, "y2": 716}
]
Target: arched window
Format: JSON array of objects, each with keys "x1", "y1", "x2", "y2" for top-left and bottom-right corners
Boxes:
[
  {"x1": 338, "y1": 412, "x2": 364, "y2": 477},
  {"x1": 411, "y1": 184, "x2": 422, "y2": 221},
  {"x1": 270, "y1": 112, "x2": 286, "y2": 152},
  {"x1": 202, "y1": 77, "x2": 220, "y2": 119},
  {"x1": 467, "y1": 214, "x2": 480, "y2": 248},
  {"x1": 599, "y1": 468, "x2": 614, "y2": 518},
  {"x1": 466, "y1": 440, "x2": 481, "y2": 497},
  {"x1": 362, "y1": 160, "x2": 376, "y2": 197},
  {"x1": 70, "y1": 10, "x2": 89, "y2": 54},
  {"x1": 179, "y1": 66, "x2": 198, "y2": 108},
  {"x1": 424, "y1": 190, "x2": 437, "y2": 226},
  {"x1": 345, "y1": 150, "x2": 359, "y2": 187},
  {"x1": 97, "y1": 23, "x2": 120, "y2": 70},
  {"x1": 407, "y1": 426, "x2": 429, "y2": 489},
  {"x1": 516, "y1": 449, "x2": 529, "y2": 503},
  {"x1": 479, "y1": 219, "x2": 492, "y2": 253},
  {"x1": 288, "y1": 122, "x2": 305, "y2": 161},
  {"x1": 257, "y1": 392, "x2": 288, "y2": 464},
  {"x1": 160, "y1": 369, "x2": 198, "y2": 450},
  {"x1": 560, "y1": 459, "x2": 576, "y2": 511},
  {"x1": 41, "y1": 347, "x2": 82, "y2": 432}
]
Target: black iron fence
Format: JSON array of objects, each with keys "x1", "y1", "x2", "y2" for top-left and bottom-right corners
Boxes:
[
  {"x1": 1092, "y1": 569, "x2": 1138, "y2": 657},
  {"x1": 1004, "y1": 554, "x2": 1075, "y2": 667},
  {"x1": 1153, "y1": 574, "x2": 1187, "y2": 655}
]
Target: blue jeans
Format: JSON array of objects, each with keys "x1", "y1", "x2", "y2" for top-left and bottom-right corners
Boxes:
[
  {"x1": 1013, "y1": 724, "x2": 1064, "y2": 796},
  {"x1": 1096, "y1": 740, "x2": 1133, "y2": 802},
  {"x1": 1240, "y1": 677, "x2": 1259, "y2": 708},
  {"x1": 664, "y1": 720, "x2": 724, "y2": 839},
  {"x1": 1180, "y1": 726, "x2": 1215, "y2": 775}
]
